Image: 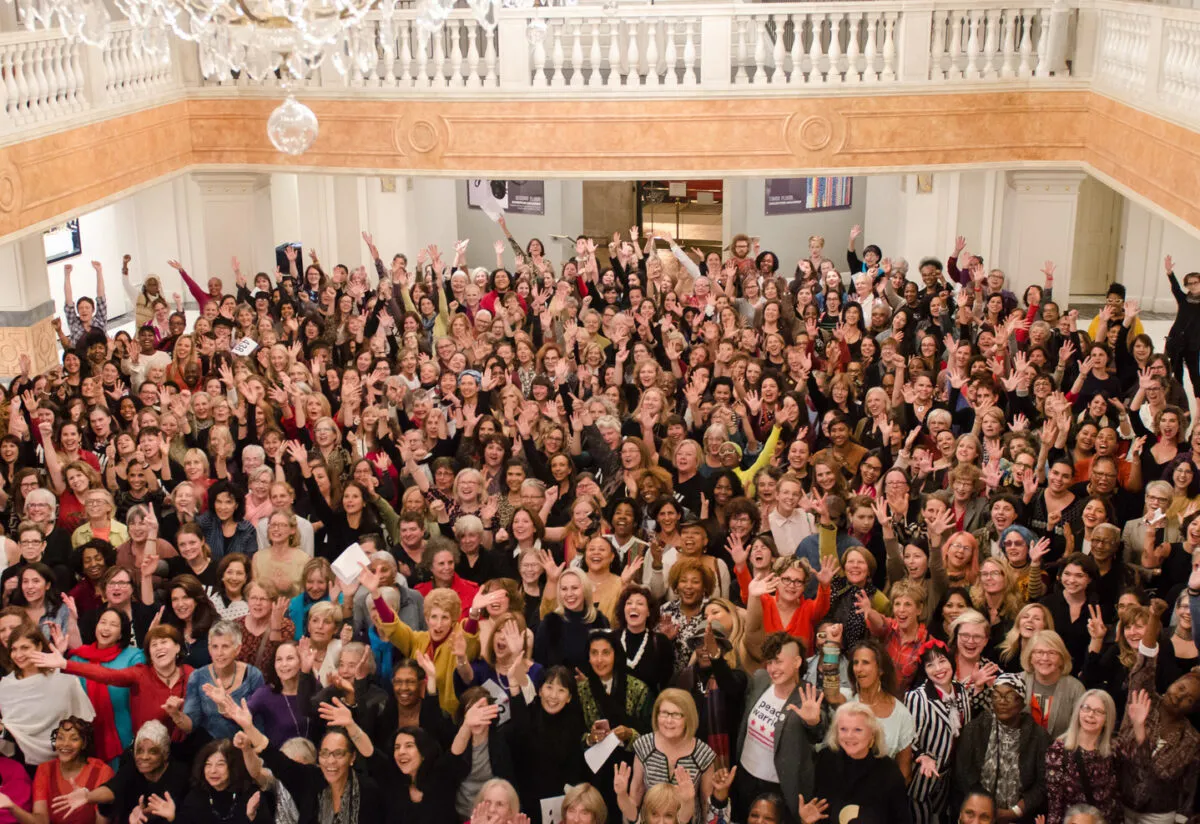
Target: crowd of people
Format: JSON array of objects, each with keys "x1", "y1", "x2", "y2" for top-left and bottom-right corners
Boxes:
[{"x1": 0, "y1": 217, "x2": 1197, "y2": 824}]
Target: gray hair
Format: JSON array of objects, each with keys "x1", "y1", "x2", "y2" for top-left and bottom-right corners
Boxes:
[
  {"x1": 454, "y1": 514, "x2": 484, "y2": 536},
  {"x1": 134, "y1": 720, "x2": 171, "y2": 751},
  {"x1": 1063, "y1": 804, "x2": 1104, "y2": 824},
  {"x1": 24, "y1": 488, "x2": 57, "y2": 516},
  {"x1": 378, "y1": 585, "x2": 401, "y2": 614},
  {"x1": 339, "y1": 641, "x2": 376, "y2": 676},
  {"x1": 250, "y1": 466, "x2": 274, "y2": 483},
  {"x1": 369, "y1": 551, "x2": 397, "y2": 573},
  {"x1": 127, "y1": 504, "x2": 151, "y2": 524},
  {"x1": 1092, "y1": 523, "x2": 1121, "y2": 544},
  {"x1": 209, "y1": 619, "x2": 244, "y2": 646},
  {"x1": 1146, "y1": 481, "x2": 1173, "y2": 502},
  {"x1": 242, "y1": 445, "x2": 266, "y2": 464},
  {"x1": 595, "y1": 415, "x2": 621, "y2": 432},
  {"x1": 1061, "y1": 689, "x2": 1115, "y2": 757},
  {"x1": 824, "y1": 701, "x2": 886, "y2": 754},
  {"x1": 520, "y1": 478, "x2": 547, "y2": 495}
]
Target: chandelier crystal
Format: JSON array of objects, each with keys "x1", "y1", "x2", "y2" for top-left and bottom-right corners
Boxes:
[{"x1": 9, "y1": 0, "x2": 578, "y2": 154}]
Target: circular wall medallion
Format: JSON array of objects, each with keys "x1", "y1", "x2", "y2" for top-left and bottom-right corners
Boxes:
[
  {"x1": 797, "y1": 115, "x2": 833, "y2": 151},
  {"x1": 0, "y1": 162, "x2": 24, "y2": 213},
  {"x1": 408, "y1": 120, "x2": 439, "y2": 154}
]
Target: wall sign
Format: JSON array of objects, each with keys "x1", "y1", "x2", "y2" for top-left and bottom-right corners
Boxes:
[{"x1": 764, "y1": 177, "x2": 853, "y2": 215}]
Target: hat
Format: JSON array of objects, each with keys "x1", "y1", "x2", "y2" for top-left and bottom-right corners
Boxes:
[
  {"x1": 999, "y1": 525, "x2": 1035, "y2": 548},
  {"x1": 994, "y1": 672, "x2": 1027, "y2": 701},
  {"x1": 686, "y1": 623, "x2": 734, "y2": 656}
]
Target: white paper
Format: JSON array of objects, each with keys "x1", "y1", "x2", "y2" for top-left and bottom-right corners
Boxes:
[
  {"x1": 540, "y1": 796, "x2": 565, "y2": 824},
  {"x1": 231, "y1": 337, "x2": 259, "y2": 357},
  {"x1": 584, "y1": 730, "x2": 620, "y2": 773},
  {"x1": 331, "y1": 542, "x2": 370, "y2": 587},
  {"x1": 482, "y1": 678, "x2": 511, "y2": 726}
]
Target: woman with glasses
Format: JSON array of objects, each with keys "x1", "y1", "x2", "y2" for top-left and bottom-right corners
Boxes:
[
  {"x1": 745, "y1": 555, "x2": 835, "y2": 656},
  {"x1": 1019, "y1": 630, "x2": 1086, "y2": 738},
  {"x1": 1044, "y1": 689, "x2": 1120, "y2": 824},
  {"x1": 628, "y1": 689, "x2": 716, "y2": 821},
  {"x1": 948, "y1": 610, "x2": 1001, "y2": 713},
  {"x1": 69, "y1": 490, "x2": 127, "y2": 554}
]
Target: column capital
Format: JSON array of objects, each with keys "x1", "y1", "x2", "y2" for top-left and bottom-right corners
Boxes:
[{"x1": 1005, "y1": 170, "x2": 1088, "y2": 195}]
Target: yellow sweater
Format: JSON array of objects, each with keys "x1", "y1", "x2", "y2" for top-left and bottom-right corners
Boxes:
[{"x1": 378, "y1": 615, "x2": 480, "y2": 715}]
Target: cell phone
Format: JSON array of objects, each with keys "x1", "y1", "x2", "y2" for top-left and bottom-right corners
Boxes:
[{"x1": 593, "y1": 719, "x2": 611, "y2": 735}]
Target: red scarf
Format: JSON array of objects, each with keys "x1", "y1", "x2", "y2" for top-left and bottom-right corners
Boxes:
[{"x1": 70, "y1": 644, "x2": 123, "y2": 761}]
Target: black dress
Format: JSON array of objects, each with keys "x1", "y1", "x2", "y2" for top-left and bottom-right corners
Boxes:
[
  {"x1": 507, "y1": 692, "x2": 588, "y2": 824},
  {"x1": 102, "y1": 759, "x2": 191, "y2": 824},
  {"x1": 364, "y1": 744, "x2": 467, "y2": 824},
  {"x1": 260, "y1": 745, "x2": 382, "y2": 824}
]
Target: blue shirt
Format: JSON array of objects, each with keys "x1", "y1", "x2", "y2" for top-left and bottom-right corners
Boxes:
[{"x1": 183, "y1": 663, "x2": 265, "y2": 739}]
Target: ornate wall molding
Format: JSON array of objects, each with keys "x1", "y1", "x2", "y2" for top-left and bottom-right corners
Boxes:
[{"x1": 0, "y1": 90, "x2": 1195, "y2": 242}]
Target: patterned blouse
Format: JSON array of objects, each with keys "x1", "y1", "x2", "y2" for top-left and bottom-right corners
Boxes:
[{"x1": 1043, "y1": 740, "x2": 1121, "y2": 824}]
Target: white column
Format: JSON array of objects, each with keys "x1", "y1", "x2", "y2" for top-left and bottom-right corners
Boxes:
[
  {"x1": 497, "y1": 14, "x2": 532, "y2": 89},
  {"x1": 270, "y1": 173, "x2": 304, "y2": 248},
  {"x1": 700, "y1": 13, "x2": 733, "y2": 90},
  {"x1": 998, "y1": 170, "x2": 1087, "y2": 303},
  {"x1": 0, "y1": 233, "x2": 60, "y2": 374},
  {"x1": 189, "y1": 171, "x2": 269, "y2": 295},
  {"x1": 896, "y1": 9, "x2": 933, "y2": 82}
]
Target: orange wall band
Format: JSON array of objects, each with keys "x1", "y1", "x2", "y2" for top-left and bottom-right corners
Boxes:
[{"x1": 1, "y1": 91, "x2": 1197, "y2": 239}]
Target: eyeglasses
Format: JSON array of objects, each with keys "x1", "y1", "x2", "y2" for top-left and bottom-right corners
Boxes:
[
  {"x1": 19, "y1": 539, "x2": 43, "y2": 547},
  {"x1": 658, "y1": 710, "x2": 685, "y2": 721},
  {"x1": 1078, "y1": 705, "x2": 1107, "y2": 717},
  {"x1": 979, "y1": 570, "x2": 1005, "y2": 578},
  {"x1": 108, "y1": 580, "x2": 133, "y2": 588},
  {"x1": 779, "y1": 577, "x2": 805, "y2": 587},
  {"x1": 318, "y1": 749, "x2": 350, "y2": 760}
]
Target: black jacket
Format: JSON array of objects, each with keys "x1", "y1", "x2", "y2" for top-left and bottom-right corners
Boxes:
[{"x1": 812, "y1": 748, "x2": 912, "y2": 824}]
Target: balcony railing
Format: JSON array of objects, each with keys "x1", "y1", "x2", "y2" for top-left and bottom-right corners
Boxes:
[{"x1": 0, "y1": 0, "x2": 1195, "y2": 141}]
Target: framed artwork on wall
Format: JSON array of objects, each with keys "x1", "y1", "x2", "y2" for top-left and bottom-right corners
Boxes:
[
  {"x1": 44, "y1": 219, "x2": 82, "y2": 264},
  {"x1": 764, "y1": 177, "x2": 854, "y2": 215}
]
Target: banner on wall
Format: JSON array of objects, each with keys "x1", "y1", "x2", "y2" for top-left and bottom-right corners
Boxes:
[
  {"x1": 467, "y1": 179, "x2": 546, "y2": 216},
  {"x1": 764, "y1": 177, "x2": 854, "y2": 215}
]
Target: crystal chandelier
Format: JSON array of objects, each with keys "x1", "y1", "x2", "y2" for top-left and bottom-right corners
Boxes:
[{"x1": 11, "y1": 0, "x2": 576, "y2": 155}]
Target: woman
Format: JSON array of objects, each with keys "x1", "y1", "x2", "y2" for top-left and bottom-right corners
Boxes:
[
  {"x1": 36, "y1": 625, "x2": 193, "y2": 741},
  {"x1": 50, "y1": 721, "x2": 190, "y2": 824},
  {"x1": 846, "y1": 640, "x2": 914, "y2": 780},
  {"x1": 11, "y1": 563, "x2": 79, "y2": 646},
  {"x1": 576, "y1": 536, "x2": 634, "y2": 625},
  {"x1": 508, "y1": 665, "x2": 589, "y2": 824},
  {"x1": 1115, "y1": 598, "x2": 1200, "y2": 822},
  {"x1": 1021, "y1": 630, "x2": 1087, "y2": 738},
  {"x1": 0, "y1": 626, "x2": 94, "y2": 767},
  {"x1": 287, "y1": 558, "x2": 337, "y2": 642},
  {"x1": 613, "y1": 585, "x2": 675, "y2": 694},
  {"x1": 949, "y1": 610, "x2": 1001, "y2": 708},
  {"x1": 905, "y1": 639, "x2": 973, "y2": 824},
  {"x1": 31, "y1": 717, "x2": 114, "y2": 824},
  {"x1": 70, "y1": 490, "x2": 128, "y2": 551},
  {"x1": 579, "y1": 631, "x2": 652, "y2": 763},
  {"x1": 614, "y1": 778, "x2": 696, "y2": 824},
  {"x1": 627, "y1": 688, "x2": 716, "y2": 819},
  {"x1": 971, "y1": 557, "x2": 1022, "y2": 651},
  {"x1": 240, "y1": 704, "x2": 381, "y2": 824},
  {"x1": 361, "y1": 562, "x2": 480, "y2": 715},
  {"x1": 556, "y1": 784, "x2": 606, "y2": 824},
  {"x1": 245, "y1": 640, "x2": 315, "y2": 747},
  {"x1": 997, "y1": 604, "x2": 1056, "y2": 674},
  {"x1": 1044, "y1": 689, "x2": 1121, "y2": 824},
  {"x1": 1156, "y1": 590, "x2": 1198, "y2": 689},
  {"x1": 955, "y1": 673, "x2": 1050, "y2": 822},
  {"x1": 210, "y1": 553, "x2": 251, "y2": 621},
  {"x1": 235, "y1": 582, "x2": 293, "y2": 684},
  {"x1": 415, "y1": 541, "x2": 479, "y2": 616},
  {"x1": 746, "y1": 556, "x2": 833, "y2": 657},
  {"x1": 534, "y1": 567, "x2": 609, "y2": 671},
  {"x1": 66, "y1": 607, "x2": 143, "y2": 765},
  {"x1": 160, "y1": 574, "x2": 219, "y2": 668},
  {"x1": 66, "y1": 540, "x2": 114, "y2": 617},
  {"x1": 165, "y1": 524, "x2": 218, "y2": 589},
  {"x1": 156, "y1": 739, "x2": 259, "y2": 824},
  {"x1": 303, "y1": 600, "x2": 345, "y2": 687},
  {"x1": 197, "y1": 481, "x2": 258, "y2": 563},
  {"x1": 453, "y1": 612, "x2": 541, "y2": 724},
  {"x1": 811, "y1": 702, "x2": 912, "y2": 824},
  {"x1": 660, "y1": 557, "x2": 716, "y2": 672},
  {"x1": 827, "y1": 546, "x2": 890, "y2": 647},
  {"x1": 173, "y1": 620, "x2": 265, "y2": 741}
]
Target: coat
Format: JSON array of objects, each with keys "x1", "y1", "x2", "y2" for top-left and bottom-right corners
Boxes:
[
  {"x1": 1021, "y1": 672, "x2": 1085, "y2": 739},
  {"x1": 955, "y1": 711, "x2": 1050, "y2": 819},
  {"x1": 196, "y1": 512, "x2": 259, "y2": 562}
]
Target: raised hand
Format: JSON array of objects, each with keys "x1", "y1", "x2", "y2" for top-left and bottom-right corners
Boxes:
[
  {"x1": 1127, "y1": 689, "x2": 1152, "y2": 729},
  {"x1": 318, "y1": 696, "x2": 355, "y2": 728},
  {"x1": 787, "y1": 682, "x2": 826, "y2": 726},
  {"x1": 1087, "y1": 604, "x2": 1107, "y2": 641},
  {"x1": 797, "y1": 795, "x2": 830, "y2": 824}
]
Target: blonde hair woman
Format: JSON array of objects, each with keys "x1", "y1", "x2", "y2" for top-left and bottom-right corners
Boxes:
[
  {"x1": 252, "y1": 509, "x2": 308, "y2": 598},
  {"x1": 1044, "y1": 689, "x2": 1120, "y2": 824},
  {"x1": 997, "y1": 603, "x2": 1055, "y2": 672},
  {"x1": 1020, "y1": 629, "x2": 1086, "y2": 738},
  {"x1": 629, "y1": 689, "x2": 716, "y2": 822},
  {"x1": 813, "y1": 701, "x2": 911, "y2": 823},
  {"x1": 533, "y1": 566, "x2": 607, "y2": 670},
  {"x1": 969, "y1": 557, "x2": 1022, "y2": 631}
]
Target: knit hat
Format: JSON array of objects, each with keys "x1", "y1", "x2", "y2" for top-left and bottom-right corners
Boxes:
[
  {"x1": 999, "y1": 525, "x2": 1035, "y2": 548},
  {"x1": 994, "y1": 672, "x2": 1026, "y2": 701}
]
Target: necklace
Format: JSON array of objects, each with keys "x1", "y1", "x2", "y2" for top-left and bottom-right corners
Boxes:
[
  {"x1": 212, "y1": 665, "x2": 236, "y2": 692},
  {"x1": 623, "y1": 629, "x2": 649, "y2": 669}
]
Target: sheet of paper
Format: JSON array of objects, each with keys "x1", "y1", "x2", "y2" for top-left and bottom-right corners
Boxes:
[
  {"x1": 330, "y1": 542, "x2": 370, "y2": 587},
  {"x1": 540, "y1": 795, "x2": 565, "y2": 824},
  {"x1": 231, "y1": 337, "x2": 259, "y2": 357},
  {"x1": 584, "y1": 730, "x2": 620, "y2": 773}
]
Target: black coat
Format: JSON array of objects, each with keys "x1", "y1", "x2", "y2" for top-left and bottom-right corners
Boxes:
[
  {"x1": 812, "y1": 748, "x2": 912, "y2": 824},
  {"x1": 260, "y1": 744, "x2": 382, "y2": 824},
  {"x1": 955, "y1": 711, "x2": 1050, "y2": 820}
]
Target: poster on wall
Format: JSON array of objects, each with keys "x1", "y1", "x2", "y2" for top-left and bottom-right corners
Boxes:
[
  {"x1": 44, "y1": 219, "x2": 82, "y2": 264},
  {"x1": 467, "y1": 179, "x2": 545, "y2": 216},
  {"x1": 764, "y1": 177, "x2": 854, "y2": 215}
]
